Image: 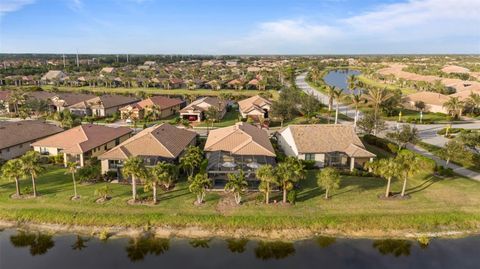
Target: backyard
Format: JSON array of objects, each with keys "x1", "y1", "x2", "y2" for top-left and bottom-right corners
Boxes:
[{"x1": 1, "y1": 164, "x2": 479, "y2": 236}]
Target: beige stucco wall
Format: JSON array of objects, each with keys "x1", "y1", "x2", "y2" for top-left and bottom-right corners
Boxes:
[
  {"x1": 298, "y1": 153, "x2": 325, "y2": 167},
  {"x1": 33, "y1": 146, "x2": 61, "y2": 156},
  {"x1": 403, "y1": 101, "x2": 447, "y2": 114}
]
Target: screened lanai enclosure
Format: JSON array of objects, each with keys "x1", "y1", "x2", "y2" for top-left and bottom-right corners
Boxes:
[{"x1": 206, "y1": 151, "x2": 276, "y2": 189}]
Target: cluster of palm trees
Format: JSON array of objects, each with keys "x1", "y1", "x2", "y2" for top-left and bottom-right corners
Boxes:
[
  {"x1": 366, "y1": 151, "x2": 423, "y2": 198},
  {"x1": 1, "y1": 151, "x2": 44, "y2": 198},
  {"x1": 443, "y1": 93, "x2": 480, "y2": 119}
]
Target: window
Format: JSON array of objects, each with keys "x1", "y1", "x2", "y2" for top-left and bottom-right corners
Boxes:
[
  {"x1": 305, "y1": 153, "x2": 315, "y2": 161},
  {"x1": 115, "y1": 138, "x2": 120, "y2": 146}
]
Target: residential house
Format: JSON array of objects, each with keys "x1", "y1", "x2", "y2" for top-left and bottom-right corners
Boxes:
[
  {"x1": 276, "y1": 124, "x2": 375, "y2": 171},
  {"x1": 238, "y1": 95, "x2": 271, "y2": 120},
  {"x1": 68, "y1": 95, "x2": 139, "y2": 117},
  {"x1": 50, "y1": 93, "x2": 96, "y2": 112},
  {"x1": 0, "y1": 120, "x2": 63, "y2": 160},
  {"x1": 180, "y1": 97, "x2": 227, "y2": 122},
  {"x1": 99, "y1": 123, "x2": 196, "y2": 177},
  {"x1": 41, "y1": 70, "x2": 67, "y2": 84},
  {"x1": 32, "y1": 124, "x2": 132, "y2": 167},
  {"x1": 120, "y1": 96, "x2": 184, "y2": 120},
  {"x1": 204, "y1": 122, "x2": 276, "y2": 188},
  {"x1": 100, "y1": 67, "x2": 116, "y2": 74},
  {"x1": 402, "y1": 92, "x2": 450, "y2": 114}
]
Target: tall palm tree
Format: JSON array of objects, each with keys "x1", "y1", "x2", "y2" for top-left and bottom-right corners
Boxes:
[
  {"x1": 349, "y1": 93, "x2": 362, "y2": 128},
  {"x1": 325, "y1": 86, "x2": 335, "y2": 112},
  {"x1": 188, "y1": 173, "x2": 212, "y2": 204},
  {"x1": 363, "y1": 87, "x2": 393, "y2": 135},
  {"x1": 256, "y1": 164, "x2": 277, "y2": 204},
  {"x1": 1, "y1": 159, "x2": 25, "y2": 197},
  {"x1": 66, "y1": 162, "x2": 79, "y2": 199},
  {"x1": 443, "y1": 97, "x2": 464, "y2": 119},
  {"x1": 275, "y1": 157, "x2": 306, "y2": 204},
  {"x1": 347, "y1": 74, "x2": 357, "y2": 94},
  {"x1": 122, "y1": 157, "x2": 147, "y2": 202},
  {"x1": 333, "y1": 87, "x2": 343, "y2": 124},
  {"x1": 20, "y1": 151, "x2": 45, "y2": 197},
  {"x1": 225, "y1": 170, "x2": 248, "y2": 205},
  {"x1": 152, "y1": 161, "x2": 178, "y2": 190},
  {"x1": 395, "y1": 151, "x2": 421, "y2": 197},
  {"x1": 366, "y1": 158, "x2": 399, "y2": 198},
  {"x1": 467, "y1": 92, "x2": 480, "y2": 114}
]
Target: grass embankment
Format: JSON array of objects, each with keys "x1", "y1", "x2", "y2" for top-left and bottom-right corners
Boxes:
[
  {"x1": 37, "y1": 85, "x2": 280, "y2": 99},
  {"x1": 1, "y1": 165, "x2": 480, "y2": 238}
]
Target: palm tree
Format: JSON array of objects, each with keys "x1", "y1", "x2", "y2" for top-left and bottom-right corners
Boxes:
[
  {"x1": 347, "y1": 74, "x2": 357, "y2": 93},
  {"x1": 366, "y1": 158, "x2": 399, "y2": 198},
  {"x1": 66, "y1": 162, "x2": 79, "y2": 199},
  {"x1": 349, "y1": 93, "x2": 362, "y2": 128},
  {"x1": 179, "y1": 146, "x2": 204, "y2": 177},
  {"x1": 333, "y1": 87, "x2": 343, "y2": 124},
  {"x1": 8, "y1": 91, "x2": 26, "y2": 114},
  {"x1": 20, "y1": 151, "x2": 44, "y2": 197},
  {"x1": 256, "y1": 164, "x2": 277, "y2": 204},
  {"x1": 363, "y1": 87, "x2": 393, "y2": 135},
  {"x1": 443, "y1": 97, "x2": 464, "y2": 119},
  {"x1": 325, "y1": 86, "x2": 335, "y2": 112},
  {"x1": 1, "y1": 159, "x2": 25, "y2": 197},
  {"x1": 316, "y1": 167, "x2": 340, "y2": 199},
  {"x1": 188, "y1": 173, "x2": 212, "y2": 204},
  {"x1": 122, "y1": 157, "x2": 147, "y2": 202},
  {"x1": 152, "y1": 161, "x2": 178, "y2": 190},
  {"x1": 275, "y1": 157, "x2": 306, "y2": 203},
  {"x1": 225, "y1": 170, "x2": 248, "y2": 205},
  {"x1": 143, "y1": 169, "x2": 160, "y2": 204},
  {"x1": 395, "y1": 151, "x2": 421, "y2": 197},
  {"x1": 466, "y1": 92, "x2": 480, "y2": 114}
]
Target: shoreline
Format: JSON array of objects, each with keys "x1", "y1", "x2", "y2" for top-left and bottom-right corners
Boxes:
[{"x1": 1, "y1": 219, "x2": 478, "y2": 241}]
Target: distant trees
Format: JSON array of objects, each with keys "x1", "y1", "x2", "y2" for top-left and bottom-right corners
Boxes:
[{"x1": 363, "y1": 88, "x2": 393, "y2": 135}]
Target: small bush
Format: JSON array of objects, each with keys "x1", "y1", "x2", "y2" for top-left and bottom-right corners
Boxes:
[
  {"x1": 301, "y1": 160, "x2": 317, "y2": 170},
  {"x1": 287, "y1": 190, "x2": 297, "y2": 204}
]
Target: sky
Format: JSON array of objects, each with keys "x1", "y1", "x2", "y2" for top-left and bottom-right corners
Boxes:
[{"x1": 0, "y1": 0, "x2": 479, "y2": 54}]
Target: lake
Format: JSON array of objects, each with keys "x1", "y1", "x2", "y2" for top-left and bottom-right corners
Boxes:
[
  {"x1": 323, "y1": 69, "x2": 362, "y2": 94},
  {"x1": 1, "y1": 229, "x2": 479, "y2": 269}
]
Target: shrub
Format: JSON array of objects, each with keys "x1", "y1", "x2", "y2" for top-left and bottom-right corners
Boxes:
[
  {"x1": 435, "y1": 165, "x2": 454, "y2": 177},
  {"x1": 287, "y1": 190, "x2": 297, "y2": 204},
  {"x1": 362, "y1": 134, "x2": 396, "y2": 154},
  {"x1": 301, "y1": 160, "x2": 317, "y2": 170}
]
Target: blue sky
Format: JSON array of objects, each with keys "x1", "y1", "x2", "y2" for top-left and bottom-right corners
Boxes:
[{"x1": 0, "y1": 0, "x2": 479, "y2": 54}]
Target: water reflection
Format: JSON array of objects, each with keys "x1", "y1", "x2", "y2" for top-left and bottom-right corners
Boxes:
[
  {"x1": 372, "y1": 239, "x2": 412, "y2": 257},
  {"x1": 315, "y1": 236, "x2": 336, "y2": 248},
  {"x1": 226, "y1": 238, "x2": 249, "y2": 253},
  {"x1": 10, "y1": 231, "x2": 55, "y2": 256},
  {"x1": 254, "y1": 241, "x2": 295, "y2": 260},
  {"x1": 71, "y1": 235, "x2": 89, "y2": 251},
  {"x1": 125, "y1": 236, "x2": 170, "y2": 262},
  {"x1": 189, "y1": 238, "x2": 211, "y2": 248}
]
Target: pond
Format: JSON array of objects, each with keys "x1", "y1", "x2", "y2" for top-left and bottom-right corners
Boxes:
[
  {"x1": 1, "y1": 229, "x2": 479, "y2": 269},
  {"x1": 323, "y1": 69, "x2": 362, "y2": 94}
]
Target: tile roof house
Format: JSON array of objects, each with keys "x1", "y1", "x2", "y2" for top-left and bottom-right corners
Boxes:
[
  {"x1": 50, "y1": 93, "x2": 97, "y2": 112},
  {"x1": 99, "y1": 123, "x2": 196, "y2": 177},
  {"x1": 204, "y1": 122, "x2": 276, "y2": 188},
  {"x1": 238, "y1": 95, "x2": 271, "y2": 120},
  {"x1": 276, "y1": 124, "x2": 375, "y2": 171},
  {"x1": 41, "y1": 70, "x2": 67, "y2": 84},
  {"x1": 402, "y1": 92, "x2": 450, "y2": 114},
  {"x1": 68, "y1": 95, "x2": 139, "y2": 117},
  {"x1": 0, "y1": 120, "x2": 63, "y2": 160},
  {"x1": 32, "y1": 124, "x2": 132, "y2": 167},
  {"x1": 120, "y1": 96, "x2": 185, "y2": 120},
  {"x1": 180, "y1": 97, "x2": 227, "y2": 122}
]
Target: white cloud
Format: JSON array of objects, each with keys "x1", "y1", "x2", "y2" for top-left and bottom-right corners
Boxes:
[
  {"x1": 0, "y1": 0, "x2": 35, "y2": 15},
  {"x1": 221, "y1": 0, "x2": 480, "y2": 54}
]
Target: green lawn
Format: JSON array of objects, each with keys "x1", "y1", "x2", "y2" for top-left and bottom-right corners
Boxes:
[
  {"x1": 37, "y1": 85, "x2": 279, "y2": 99},
  {"x1": 416, "y1": 141, "x2": 480, "y2": 173},
  {"x1": 1, "y1": 164, "x2": 480, "y2": 235},
  {"x1": 197, "y1": 110, "x2": 241, "y2": 128},
  {"x1": 356, "y1": 75, "x2": 417, "y2": 95}
]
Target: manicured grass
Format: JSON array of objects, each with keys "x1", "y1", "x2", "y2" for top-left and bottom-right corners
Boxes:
[
  {"x1": 197, "y1": 110, "x2": 241, "y2": 128},
  {"x1": 356, "y1": 75, "x2": 417, "y2": 95},
  {"x1": 416, "y1": 141, "x2": 480, "y2": 173},
  {"x1": 1, "y1": 165, "x2": 480, "y2": 234},
  {"x1": 382, "y1": 109, "x2": 448, "y2": 123},
  {"x1": 38, "y1": 85, "x2": 279, "y2": 99}
]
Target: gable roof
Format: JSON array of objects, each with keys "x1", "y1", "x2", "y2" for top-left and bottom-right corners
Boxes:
[
  {"x1": 51, "y1": 93, "x2": 96, "y2": 107},
  {"x1": 69, "y1": 95, "x2": 138, "y2": 109},
  {"x1": 99, "y1": 123, "x2": 196, "y2": 160},
  {"x1": 135, "y1": 96, "x2": 183, "y2": 110},
  {"x1": 403, "y1": 91, "x2": 450, "y2": 106},
  {"x1": 204, "y1": 122, "x2": 275, "y2": 156},
  {"x1": 0, "y1": 120, "x2": 63, "y2": 149},
  {"x1": 32, "y1": 124, "x2": 132, "y2": 154},
  {"x1": 279, "y1": 124, "x2": 375, "y2": 158},
  {"x1": 41, "y1": 70, "x2": 66, "y2": 81},
  {"x1": 180, "y1": 97, "x2": 227, "y2": 113},
  {"x1": 238, "y1": 95, "x2": 271, "y2": 114}
]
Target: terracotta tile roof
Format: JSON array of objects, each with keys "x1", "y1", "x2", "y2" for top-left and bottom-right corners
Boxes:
[
  {"x1": 280, "y1": 124, "x2": 375, "y2": 158},
  {"x1": 99, "y1": 123, "x2": 196, "y2": 160},
  {"x1": 238, "y1": 95, "x2": 271, "y2": 114},
  {"x1": 51, "y1": 93, "x2": 96, "y2": 107},
  {"x1": 204, "y1": 122, "x2": 275, "y2": 156},
  {"x1": 0, "y1": 120, "x2": 63, "y2": 149},
  {"x1": 403, "y1": 91, "x2": 450, "y2": 106},
  {"x1": 69, "y1": 95, "x2": 138, "y2": 109},
  {"x1": 32, "y1": 124, "x2": 132, "y2": 154},
  {"x1": 135, "y1": 96, "x2": 183, "y2": 110},
  {"x1": 180, "y1": 97, "x2": 227, "y2": 114}
]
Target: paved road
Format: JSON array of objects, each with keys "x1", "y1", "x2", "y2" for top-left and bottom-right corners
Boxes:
[{"x1": 296, "y1": 73, "x2": 480, "y2": 181}]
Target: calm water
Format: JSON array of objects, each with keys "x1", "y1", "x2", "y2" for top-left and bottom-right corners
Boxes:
[
  {"x1": 324, "y1": 69, "x2": 362, "y2": 94},
  {"x1": 1, "y1": 229, "x2": 480, "y2": 269}
]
